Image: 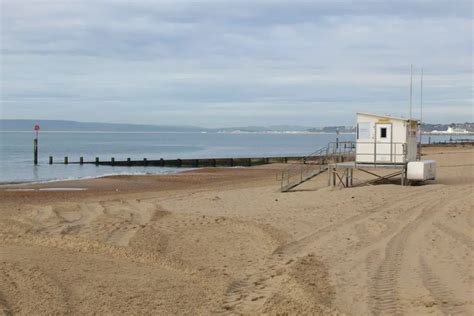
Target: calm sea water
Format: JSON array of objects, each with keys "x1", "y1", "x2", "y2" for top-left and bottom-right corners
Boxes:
[{"x1": 0, "y1": 131, "x2": 471, "y2": 184}]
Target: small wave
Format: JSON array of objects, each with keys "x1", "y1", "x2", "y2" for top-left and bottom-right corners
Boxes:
[{"x1": 0, "y1": 167, "x2": 191, "y2": 186}]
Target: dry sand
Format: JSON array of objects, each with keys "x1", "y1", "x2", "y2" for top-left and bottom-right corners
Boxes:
[{"x1": 0, "y1": 145, "x2": 472, "y2": 315}]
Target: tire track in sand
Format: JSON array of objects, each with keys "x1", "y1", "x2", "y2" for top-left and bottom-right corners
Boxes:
[
  {"x1": 419, "y1": 256, "x2": 466, "y2": 315},
  {"x1": 370, "y1": 223, "x2": 414, "y2": 316},
  {"x1": 276, "y1": 188, "x2": 439, "y2": 257},
  {"x1": 0, "y1": 262, "x2": 70, "y2": 315},
  {"x1": 433, "y1": 222, "x2": 474, "y2": 251},
  {"x1": 219, "y1": 189, "x2": 438, "y2": 314},
  {"x1": 369, "y1": 188, "x2": 468, "y2": 316},
  {"x1": 221, "y1": 279, "x2": 252, "y2": 312},
  {"x1": 369, "y1": 197, "x2": 447, "y2": 315},
  {"x1": 0, "y1": 291, "x2": 12, "y2": 316}
]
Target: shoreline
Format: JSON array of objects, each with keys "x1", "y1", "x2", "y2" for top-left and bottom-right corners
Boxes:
[
  {"x1": 2, "y1": 142, "x2": 473, "y2": 187},
  {"x1": 0, "y1": 168, "x2": 191, "y2": 188}
]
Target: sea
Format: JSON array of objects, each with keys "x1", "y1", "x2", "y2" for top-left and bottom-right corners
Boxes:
[{"x1": 0, "y1": 131, "x2": 472, "y2": 184}]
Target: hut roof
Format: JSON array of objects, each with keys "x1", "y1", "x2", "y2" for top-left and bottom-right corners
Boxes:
[{"x1": 356, "y1": 112, "x2": 418, "y2": 122}]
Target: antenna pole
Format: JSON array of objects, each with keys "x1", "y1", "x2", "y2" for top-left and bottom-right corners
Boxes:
[
  {"x1": 409, "y1": 64, "x2": 413, "y2": 120},
  {"x1": 419, "y1": 68, "x2": 424, "y2": 157},
  {"x1": 420, "y1": 68, "x2": 423, "y2": 135}
]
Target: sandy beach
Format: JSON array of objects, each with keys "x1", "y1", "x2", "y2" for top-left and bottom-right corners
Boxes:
[{"x1": 0, "y1": 145, "x2": 472, "y2": 315}]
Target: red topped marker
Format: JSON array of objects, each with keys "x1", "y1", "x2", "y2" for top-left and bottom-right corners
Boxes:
[{"x1": 34, "y1": 124, "x2": 40, "y2": 138}]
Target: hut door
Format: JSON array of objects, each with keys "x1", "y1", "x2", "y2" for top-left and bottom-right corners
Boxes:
[{"x1": 375, "y1": 123, "x2": 392, "y2": 163}]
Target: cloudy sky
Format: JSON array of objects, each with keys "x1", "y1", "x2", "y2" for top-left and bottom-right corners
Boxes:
[{"x1": 1, "y1": 0, "x2": 472, "y2": 127}]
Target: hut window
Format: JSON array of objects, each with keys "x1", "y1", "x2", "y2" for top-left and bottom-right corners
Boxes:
[
  {"x1": 380, "y1": 127, "x2": 387, "y2": 138},
  {"x1": 358, "y1": 123, "x2": 371, "y2": 139}
]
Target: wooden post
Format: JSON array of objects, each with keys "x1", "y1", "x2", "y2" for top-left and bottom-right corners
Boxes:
[
  {"x1": 345, "y1": 168, "x2": 349, "y2": 187},
  {"x1": 405, "y1": 167, "x2": 408, "y2": 186},
  {"x1": 160, "y1": 158, "x2": 164, "y2": 167},
  {"x1": 401, "y1": 166, "x2": 406, "y2": 186},
  {"x1": 248, "y1": 158, "x2": 252, "y2": 166},
  {"x1": 127, "y1": 158, "x2": 131, "y2": 166},
  {"x1": 111, "y1": 157, "x2": 115, "y2": 166},
  {"x1": 144, "y1": 158, "x2": 148, "y2": 166},
  {"x1": 80, "y1": 157, "x2": 84, "y2": 165},
  {"x1": 33, "y1": 124, "x2": 40, "y2": 165},
  {"x1": 230, "y1": 158, "x2": 234, "y2": 167},
  {"x1": 95, "y1": 157, "x2": 99, "y2": 165},
  {"x1": 284, "y1": 157, "x2": 288, "y2": 163},
  {"x1": 195, "y1": 159, "x2": 199, "y2": 167},
  {"x1": 327, "y1": 166, "x2": 331, "y2": 186},
  {"x1": 49, "y1": 156, "x2": 53, "y2": 164},
  {"x1": 212, "y1": 159, "x2": 216, "y2": 167},
  {"x1": 64, "y1": 156, "x2": 68, "y2": 164},
  {"x1": 177, "y1": 159, "x2": 182, "y2": 167},
  {"x1": 33, "y1": 139, "x2": 38, "y2": 165}
]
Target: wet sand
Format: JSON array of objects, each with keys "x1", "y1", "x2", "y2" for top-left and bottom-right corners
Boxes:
[{"x1": 0, "y1": 145, "x2": 472, "y2": 315}]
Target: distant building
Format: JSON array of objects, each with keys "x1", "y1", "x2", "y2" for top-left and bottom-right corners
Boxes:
[
  {"x1": 429, "y1": 127, "x2": 470, "y2": 134},
  {"x1": 447, "y1": 127, "x2": 469, "y2": 134}
]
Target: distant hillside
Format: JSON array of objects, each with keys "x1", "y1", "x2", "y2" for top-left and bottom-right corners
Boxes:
[
  {"x1": 214, "y1": 125, "x2": 313, "y2": 133},
  {"x1": 2, "y1": 119, "x2": 471, "y2": 134},
  {"x1": 308, "y1": 126, "x2": 356, "y2": 133},
  {"x1": 0, "y1": 120, "x2": 206, "y2": 132},
  {"x1": 0, "y1": 120, "x2": 320, "y2": 133}
]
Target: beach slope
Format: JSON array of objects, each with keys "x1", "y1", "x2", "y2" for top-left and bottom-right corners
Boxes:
[{"x1": 0, "y1": 146, "x2": 472, "y2": 314}]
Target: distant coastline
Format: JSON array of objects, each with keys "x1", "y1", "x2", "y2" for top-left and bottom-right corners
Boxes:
[
  {"x1": 0, "y1": 119, "x2": 353, "y2": 134},
  {"x1": 1, "y1": 119, "x2": 473, "y2": 135},
  {"x1": 0, "y1": 130, "x2": 356, "y2": 135}
]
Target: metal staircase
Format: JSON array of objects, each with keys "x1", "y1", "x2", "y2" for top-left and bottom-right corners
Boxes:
[{"x1": 278, "y1": 141, "x2": 356, "y2": 192}]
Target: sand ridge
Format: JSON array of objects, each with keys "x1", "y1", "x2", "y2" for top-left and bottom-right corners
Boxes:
[{"x1": 0, "y1": 145, "x2": 472, "y2": 315}]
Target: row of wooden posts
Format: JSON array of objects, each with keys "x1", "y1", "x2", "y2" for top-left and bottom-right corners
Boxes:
[{"x1": 48, "y1": 156, "x2": 302, "y2": 168}]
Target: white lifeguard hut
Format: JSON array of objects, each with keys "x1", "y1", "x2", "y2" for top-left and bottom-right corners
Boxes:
[
  {"x1": 279, "y1": 112, "x2": 435, "y2": 192},
  {"x1": 355, "y1": 112, "x2": 419, "y2": 165},
  {"x1": 327, "y1": 112, "x2": 424, "y2": 187}
]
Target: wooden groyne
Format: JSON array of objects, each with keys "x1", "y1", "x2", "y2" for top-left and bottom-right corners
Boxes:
[
  {"x1": 423, "y1": 140, "x2": 474, "y2": 147},
  {"x1": 44, "y1": 141, "x2": 473, "y2": 168},
  {"x1": 47, "y1": 156, "x2": 304, "y2": 168}
]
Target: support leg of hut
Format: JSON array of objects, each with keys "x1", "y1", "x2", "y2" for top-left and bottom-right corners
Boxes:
[{"x1": 345, "y1": 168, "x2": 349, "y2": 187}]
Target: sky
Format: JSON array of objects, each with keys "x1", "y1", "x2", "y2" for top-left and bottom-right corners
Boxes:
[{"x1": 1, "y1": 0, "x2": 472, "y2": 127}]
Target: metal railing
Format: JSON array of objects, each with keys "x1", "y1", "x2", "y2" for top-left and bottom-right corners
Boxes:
[
  {"x1": 429, "y1": 139, "x2": 474, "y2": 144},
  {"x1": 354, "y1": 141, "x2": 408, "y2": 167},
  {"x1": 278, "y1": 141, "x2": 356, "y2": 192}
]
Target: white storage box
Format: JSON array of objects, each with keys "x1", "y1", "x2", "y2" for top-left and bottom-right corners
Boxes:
[{"x1": 407, "y1": 160, "x2": 436, "y2": 181}]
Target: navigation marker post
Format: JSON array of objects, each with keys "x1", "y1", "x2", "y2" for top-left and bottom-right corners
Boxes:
[{"x1": 34, "y1": 124, "x2": 40, "y2": 165}]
